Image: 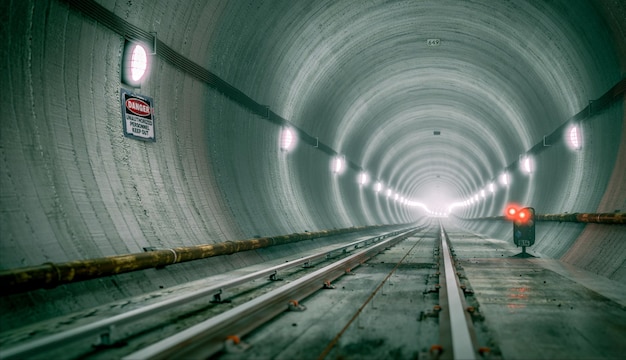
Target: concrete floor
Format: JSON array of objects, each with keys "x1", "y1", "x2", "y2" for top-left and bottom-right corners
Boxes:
[
  {"x1": 218, "y1": 227, "x2": 626, "y2": 359},
  {"x1": 1, "y1": 226, "x2": 624, "y2": 359},
  {"x1": 451, "y1": 229, "x2": 626, "y2": 360}
]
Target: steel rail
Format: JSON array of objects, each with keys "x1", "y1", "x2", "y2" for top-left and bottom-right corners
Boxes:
[
  {"x1": 0, "y1": 228, "x2": 410, "y2": 360},
  {"x1": 439, "y1": 224, "x2": 477, "y2": 360},
  {"x1": 123, "y1": 229, "x2": 419, "y2": 360}
]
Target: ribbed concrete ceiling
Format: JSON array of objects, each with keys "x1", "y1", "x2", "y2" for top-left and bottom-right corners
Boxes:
[{"x1": 162, "y1": 0, "x2": 621, "y2": 212}]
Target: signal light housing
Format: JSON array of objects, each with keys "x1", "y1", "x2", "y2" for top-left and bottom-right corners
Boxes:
[
  {"x1": 504, "y1": 205, "x2": 536, "y2": 247},
  {"x1": 513, "y1": 207, "x2": 535, "y2": 247}
]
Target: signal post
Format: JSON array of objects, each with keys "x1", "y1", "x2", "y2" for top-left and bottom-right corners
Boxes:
[{"x1": 505, "y1": 205, "x2": 536, "y2": 258}]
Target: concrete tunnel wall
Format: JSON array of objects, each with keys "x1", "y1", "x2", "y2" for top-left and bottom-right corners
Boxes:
[{"x1": 0, "y1": 0, "x2": 625, "y2": 327}]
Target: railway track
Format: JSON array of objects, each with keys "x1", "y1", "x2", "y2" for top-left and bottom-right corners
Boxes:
[
  {"x1": 0, "y1": 226, "x2": 420, "y2": 359},
  {"x1": 2, "y1": 222, "x2": 501, "y2": 359},
  {"x1": 3, "y1": 223, "x2": 623, "y2": 360}
]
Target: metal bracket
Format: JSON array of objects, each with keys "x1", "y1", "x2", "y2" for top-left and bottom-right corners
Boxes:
[
  {"x1": 224, "y1": 335, "x2": 250, "y2": 353},
  {"x1": 269, "y1": 271, "x2": 283, "y2": 282},
  {"x1": 322, "y1": 280, "x2": 336, "y2": 289},
  {"x1": 422, "y1": 284, "x2": 441, "y2": 294},
  {"x1": 287, "y1": 299, "x2": 307, "y2": 312},
  {"x1": 93, "y1": 325, "x2": 125, "y2": 348},
  {"x1": 460, "y1": 285, "x2": 474, "y2": 296},
  {"x1": 302, "y1": 261, "x2": 314, "y2": 268},
  {"x1": 543, "y1": 135, "x2": 551, "y2": 147},
  {"x1": 210, "y1": 289, "x2": 232, "y2": 304},
  {"x1": 149, "y1": 32, "x2": 157, "y2": 55},
  {"x1": 419, "y1": 305, "x2": 442, "y2": 321}
]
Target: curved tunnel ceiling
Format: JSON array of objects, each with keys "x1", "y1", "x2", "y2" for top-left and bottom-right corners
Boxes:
[
  {"x1": 202, "y1": 0, "x2": 622, "y2": 213},
  {"x1": 1, "y1": 0, "x2": 624, "y2": 260}
]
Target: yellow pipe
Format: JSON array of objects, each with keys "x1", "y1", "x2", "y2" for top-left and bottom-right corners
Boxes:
[{"x1": 0, "y1": 225, "x2": 397, "y2": 296}]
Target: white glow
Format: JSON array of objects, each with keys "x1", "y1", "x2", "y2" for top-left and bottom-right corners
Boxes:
[
  {"x1": 280, "y1": 127, "x2": 295, "y2": 151},
  {"x1": 394, "y1": 193, "x2": 399, "y2": 201},
  {"x1": 386, "y1": 189, "x2": 392, "y2": 197},
  {"x1": 499, "y1": 172, "x2": 509, "y2": 186},
  {"x1": 374, "y1": 182, "x2": 383, "y2": 192},
  {"x1": 332, "y1": 156, "x2": 344, "y2": 174},
  {"x1": 489, "y1": 183, "x2": 495, "y2": 193},
  {"x1": 130, "y1": 44, "x2": 148, "y2": 81},
  {"x1": 521, "y1": 156, "x2": 533, "y2": 174},
  {"x1": 447, "y1": 201, "x2": 468, "y2": 213},
  {"x1": 567, "y1": 125, "x2": 582, "y2": 150},
  {"x1": 480, "y1": 190, "x2": 486, "y2": 198},
  {"x1": 358, "y1": 172, "x2": 369, "y2": 186},
  {"x1": 406, "y1": 201, "x2": 431, "y2": 213}
]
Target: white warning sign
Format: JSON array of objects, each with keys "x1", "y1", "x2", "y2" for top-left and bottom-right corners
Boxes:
[{"x1": 121, "y1": 89, "x2": 156, "y2": 142}]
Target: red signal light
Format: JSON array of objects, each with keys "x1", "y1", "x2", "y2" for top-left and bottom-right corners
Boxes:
[
  {"x1": 517, "y1": 209, "x2": 528, "y2": 223},
  {"x1": 505, "y1": 204, "x2": 519, "y2": 221}
]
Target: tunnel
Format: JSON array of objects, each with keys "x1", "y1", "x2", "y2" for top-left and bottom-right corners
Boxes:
[{"x1": 1, "y1": 0, "x2": 625, "y2": 358}]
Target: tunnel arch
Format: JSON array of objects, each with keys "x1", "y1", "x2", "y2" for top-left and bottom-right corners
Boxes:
[{"x1": 0, "y1": 0, "x2": 624, "y2": 329}]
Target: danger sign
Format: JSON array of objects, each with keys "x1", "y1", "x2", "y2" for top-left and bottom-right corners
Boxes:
[{"x1": 121, "y1": 89, "x2": 155, "y2": 142}]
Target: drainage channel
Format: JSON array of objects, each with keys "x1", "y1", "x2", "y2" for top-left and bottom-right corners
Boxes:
[{"x1": 123, "y1": 229, "x2": 421, "y2": 359}]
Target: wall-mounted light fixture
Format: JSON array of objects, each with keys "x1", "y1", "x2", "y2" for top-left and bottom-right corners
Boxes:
[
  {"x1": 374, "y1": 182, "x2": 383, "y2": 192},
  {"x1": 499, "y1": 172, "x2": 509, "y2": 186},
  {"x1": 332, "y1": 156, "x2": 345, "y2": 174},
  {"x1": 358, "y1": 172, "x2": 369, "y2": 186},
  {"x1": 280, "y1": 127, "x2": 296, "y2": 152},
  {"x1": 567, "y1": 124, "x2": 582, "y2": 150},
  {"x1": 520, "y1": 155, "x2": 533, "y2": 174},
  {"x1": 122, "y1": 41, "x2": 150, "y2": 87}
]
